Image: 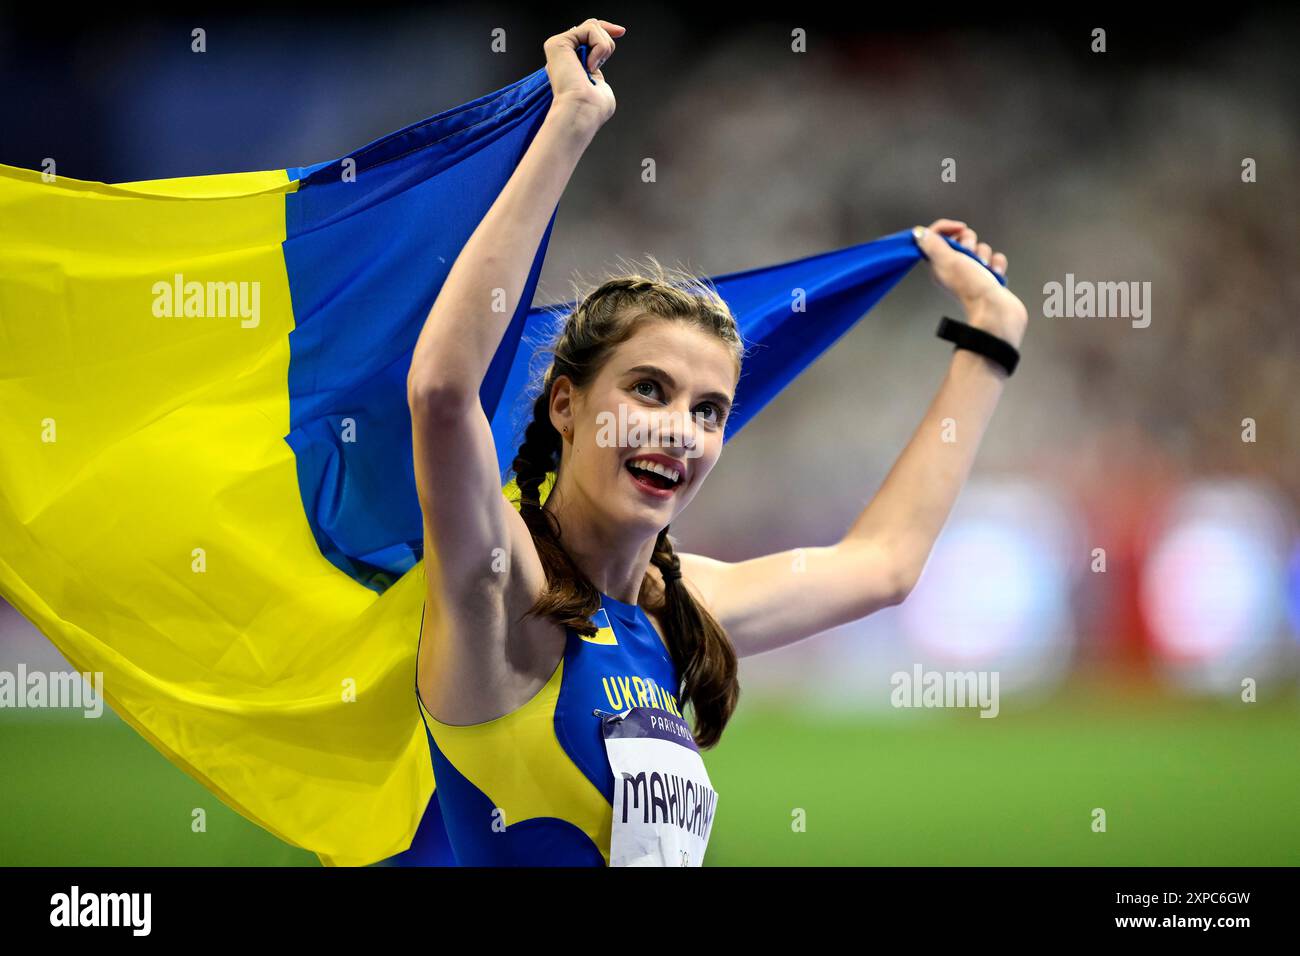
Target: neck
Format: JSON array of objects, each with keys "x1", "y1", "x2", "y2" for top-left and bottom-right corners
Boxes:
[{"x1": 542, "y1": 479, "x2": 658, "y2": 606}]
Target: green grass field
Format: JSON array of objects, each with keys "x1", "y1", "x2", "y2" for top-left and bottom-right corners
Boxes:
[{"x1": 2, "y1": 682, "x2": 1296, "y2": 866}]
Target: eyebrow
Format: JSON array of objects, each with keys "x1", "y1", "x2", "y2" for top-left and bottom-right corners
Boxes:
[{"x1": 624, "y1": 364, "x2": 733, "y2": 412}]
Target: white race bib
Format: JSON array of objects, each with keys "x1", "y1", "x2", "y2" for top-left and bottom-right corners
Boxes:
[{"x1": 596, "y1": 706, "x2": 719, "y2": 867}]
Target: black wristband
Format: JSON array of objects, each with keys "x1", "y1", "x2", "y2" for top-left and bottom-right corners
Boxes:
[{"x1": 936, "y1": 316, "x2": 1020, "y2": 377}]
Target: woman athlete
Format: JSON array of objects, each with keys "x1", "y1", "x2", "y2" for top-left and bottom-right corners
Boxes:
[{"x1": 407, "y1": 18, "x2": 1029, "y2": 866}]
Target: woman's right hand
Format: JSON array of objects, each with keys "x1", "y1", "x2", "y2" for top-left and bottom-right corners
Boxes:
[{"x1": 544, "y1": 19, "x2": 626, "y2": 128}]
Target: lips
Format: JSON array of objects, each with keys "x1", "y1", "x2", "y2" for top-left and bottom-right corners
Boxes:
[{"x1": 624, "y1": 453, "x2": 686, "y2": 497}]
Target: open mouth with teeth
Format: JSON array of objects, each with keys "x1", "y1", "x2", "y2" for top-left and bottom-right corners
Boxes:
[{"x1": 625, "y1": 457, "x2": 684, "y2": 494}]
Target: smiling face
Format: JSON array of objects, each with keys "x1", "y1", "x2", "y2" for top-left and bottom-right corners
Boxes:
[{"x1": 549, "y1": 317, "x2": 740, "y2": 534}]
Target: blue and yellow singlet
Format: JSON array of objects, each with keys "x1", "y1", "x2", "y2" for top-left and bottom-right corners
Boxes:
[{"x1": 415, "y1": 592, "x2": 684, "y2": 866}]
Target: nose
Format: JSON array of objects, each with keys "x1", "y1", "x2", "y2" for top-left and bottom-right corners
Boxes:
[{"x1": 651, "y1": 402, "x2": 698, "y2": 455}]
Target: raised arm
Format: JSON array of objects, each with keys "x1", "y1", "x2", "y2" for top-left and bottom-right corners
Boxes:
[
  {"x1": 676, "y1": 220, "x2": 1029, "y2": 657},
  {"x1": 407, "y1": 23, "x2": 621, "y2": 405},
  {"x1": 409, "y1": 20, "x2": 624, "y2": 714}
]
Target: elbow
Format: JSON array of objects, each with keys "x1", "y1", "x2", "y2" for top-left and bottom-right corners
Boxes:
[
  {"x1": 843, "y1": 538, "x2": 918, "y2": 610},
  {"x1": 883, "y1": 568, "x2": 917, "y2": 607},
  {"x1": 870, "y1": 541, "x2": 920, "y2": 608},
  {"x1": 885, "y1": 554, "x2": 926, "y2": 607},
  {"x1": 406, "y1": 373, "x2": 477, "y2": 422}
]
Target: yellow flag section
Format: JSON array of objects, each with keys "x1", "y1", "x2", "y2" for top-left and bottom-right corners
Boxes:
[{"x1": 0, "y1": 163, "x2": 431, "y2": 867}]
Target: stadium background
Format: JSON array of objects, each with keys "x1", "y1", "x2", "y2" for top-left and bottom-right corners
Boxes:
[{"x1": 2, "y1": 3, "x2": 1297, "y2": 865}]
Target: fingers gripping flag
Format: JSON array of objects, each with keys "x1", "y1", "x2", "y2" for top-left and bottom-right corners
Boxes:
[{"x1": 0, "y1": 49, "x2": 1003, "y2": 866}]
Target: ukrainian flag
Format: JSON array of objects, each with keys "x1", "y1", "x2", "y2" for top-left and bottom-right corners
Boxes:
[
  {"x1": 0, "y1": 53, "x2": 1002, "y2": 866},
  {"x1": 579, "y1": 609, "x2": 619, "y2": 646}
]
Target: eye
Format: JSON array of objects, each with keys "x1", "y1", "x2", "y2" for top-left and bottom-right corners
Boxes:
[
  {"x1": 694, "y1": 402, "x2": 723, "y2": 426},
  {"x1": 631, "y1": 380, "x2": 662, "y2": 401}
]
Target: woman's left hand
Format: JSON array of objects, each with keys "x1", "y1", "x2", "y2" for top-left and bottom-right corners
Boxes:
[{"x1": 913, "y1": 219, "x2": 1029, "y2": 349}]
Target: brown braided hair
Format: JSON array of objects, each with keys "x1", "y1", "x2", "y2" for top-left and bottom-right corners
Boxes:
[{"x1": 509, "y1": 255, "x2": 744, "y2": 748}]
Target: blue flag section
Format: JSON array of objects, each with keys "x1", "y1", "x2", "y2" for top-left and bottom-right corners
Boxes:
[{"x1": 282, "y1": 65, "x2": 558, "y2": 592}]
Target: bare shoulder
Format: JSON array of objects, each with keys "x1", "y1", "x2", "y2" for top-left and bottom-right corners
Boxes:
[{"x1": 673, "y1": 551, "x2": 727, "y2": 612}]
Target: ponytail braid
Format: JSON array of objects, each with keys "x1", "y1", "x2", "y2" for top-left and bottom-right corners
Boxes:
[
  {"x1": 509, "y1": 374, "x2": 602, "y2": 636},
  {"x1": 648, "y1": 526, "x2": 739, "y2": 749}
]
